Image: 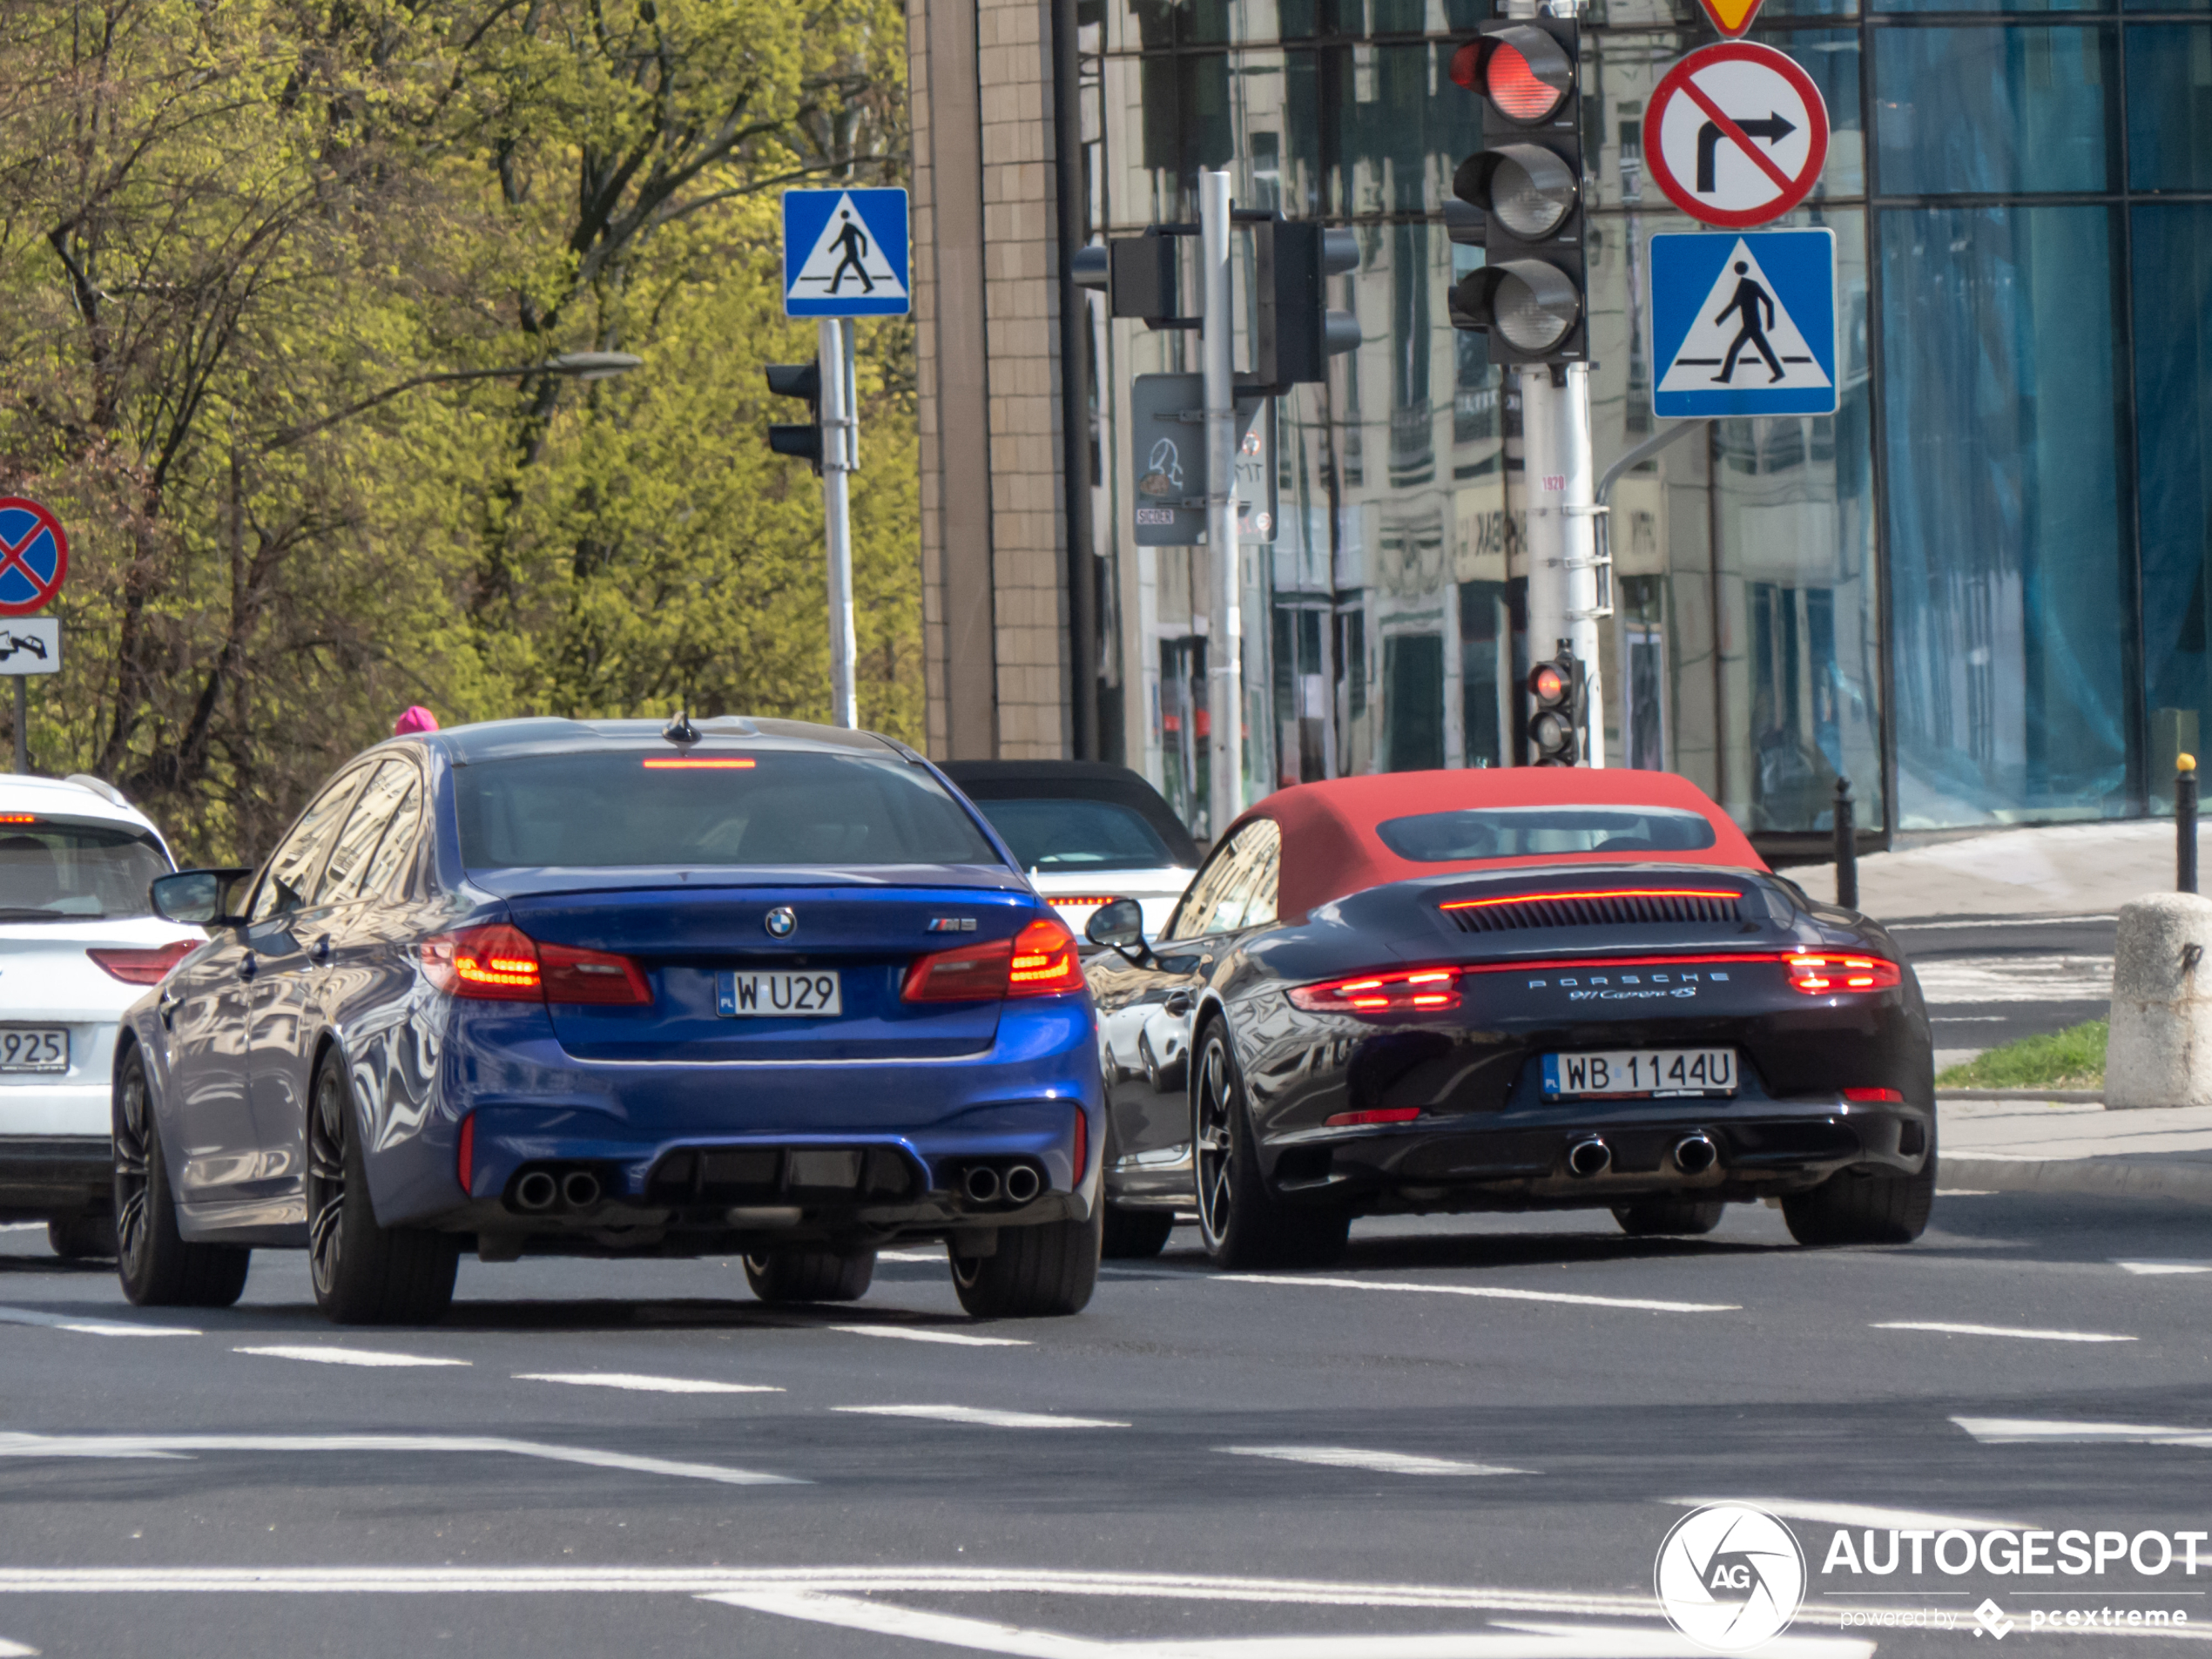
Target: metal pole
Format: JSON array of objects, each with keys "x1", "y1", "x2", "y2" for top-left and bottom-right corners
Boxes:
[
  {"x1": 2179, "y1": 754, "x2": 2198, "y2": 895},
  {"x1": 10, "y1": 678, "x2": 24, "y2": 774},
  {"x1": 1520, "y1": 365, "x2": 1604, "y2": 767},
  {"x1": 1833, "y1": 775, "x2": 1858, "y2": 911},
  {"x1": 1200, "y1": 169, "x2": 1240, "y2": 836},
  {"x1": 820, "y1": 317, "x2": 859, "y2": 730}
]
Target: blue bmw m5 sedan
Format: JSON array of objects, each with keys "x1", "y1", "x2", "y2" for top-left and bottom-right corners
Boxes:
[{"x1": 111, "y1": 717, "x2": 1103, "y2": 1325}]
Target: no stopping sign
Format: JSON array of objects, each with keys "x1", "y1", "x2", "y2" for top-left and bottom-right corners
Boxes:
[
  {"x1": 1642, "y1": 43, "x2": 1830, "y2": 229},
  {"x1": 0, "y1": 497, "x2": 69, "y2": 617}
]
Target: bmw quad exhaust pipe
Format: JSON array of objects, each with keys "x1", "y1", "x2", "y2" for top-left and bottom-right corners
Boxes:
[
  {"x1": 1674, "y1": 1134, "x2": 1718, "y2": 1177},
  {"x1": 513, "y1": 1170, "x2": 559, "y2": 1211},
  {"x1": 1565, "y1": 1138, "x2": 1613, "y2": 1179},
  {"x1": 560, "y1": 1170, "x2": 603, "y2": 1210},
  {"x1": 1001, "y1": 1163, "x2": 1042, "y2": 1205},
  {"x1": 963, "y1": 1165, "x2": 1002, "y2": 1204}
]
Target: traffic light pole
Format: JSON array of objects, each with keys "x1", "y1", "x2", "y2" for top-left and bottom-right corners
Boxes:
[
  {"x1": 1200, "y1": 169, "x2": 1243, "y2": 835},
  {"x1": 1519, "y1": 361, "x2": 1605, "y2": 767},
  {"x1": 819, "y1": 317, "x2": 859, "y2": 730}
]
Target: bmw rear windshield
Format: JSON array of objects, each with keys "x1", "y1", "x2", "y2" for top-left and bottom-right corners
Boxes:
[
  {"x1": 1375, "y1": 806, "x2": 1719, "y2": 861},
  {"x1": 455, "y1": 750, "x2": 1003, "y2": 869}
]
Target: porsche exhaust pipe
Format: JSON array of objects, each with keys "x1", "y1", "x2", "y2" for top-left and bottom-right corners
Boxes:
[
  {"x1": 1002, "y1": 1163, "x2": 1042, "y2": 1205},
  {"x1": 1674, "y1": 1134, "x2": 1718, "y2": 1177},
  {"x1": 560, "y1": 1170, "x2": 602, "y2": 1210},
  {"x1": 514, "y1": 1170, "x2": 559, "y2": 1211},
  {"x1": 1565, "y1": 1138, "x2": 1612, "y2": 1179},
  {"x1": 963, "y1": 1165, "x2": 1002, "y2": 1204}
]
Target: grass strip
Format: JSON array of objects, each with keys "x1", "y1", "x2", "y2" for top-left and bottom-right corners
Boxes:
[{"x1": 1936, "y1": 1019, "x2": 2107, "y2": 1091}]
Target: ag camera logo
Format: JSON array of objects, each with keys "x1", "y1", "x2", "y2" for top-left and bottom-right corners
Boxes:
[{"x1": 1655, "y1": 1503, "x2": 1807, "y2": 1651}]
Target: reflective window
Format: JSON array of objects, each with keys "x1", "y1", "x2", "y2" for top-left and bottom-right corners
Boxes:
[
  {"x1": 2126, "y1": 25, "x2": 2212, "y2": 191},
  {"x1": 1881, "y1": 205, "x2": 2130, "y2": 826},
  {"x1": 968, "y1": 799, "x2": 1179, "y2": 873},
  {"x1": 252, "y1": 772, "x2": 368, "y2": 921},
  {"x1": 357, "y1": 774, "x2": 426, "y2": 900},
  {"x1": 1376, "y1": 805, "x2": 1718, "y2": 860},
  {"x1": 1875, "y1": 28, "x2": 2116, "y2": 195},
  {"x1": 1164, "y1": 817, "x2": 1280, "y2": 938},
  {"x1": 315, "y1": 760, "x2": 413, "y2": 906},
  {"x1": 0, "y1": 825, "x2": 169, "y2": 921}
]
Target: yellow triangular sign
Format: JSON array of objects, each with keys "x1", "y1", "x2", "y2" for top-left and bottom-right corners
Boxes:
[{"x1": 1697, "y1": 0, "x2": 1764, "y2": 36}]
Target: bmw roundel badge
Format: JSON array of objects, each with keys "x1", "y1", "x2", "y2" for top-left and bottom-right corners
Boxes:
[{"x1": 764, "y1": 905, "x2": 797, "y2": 938}]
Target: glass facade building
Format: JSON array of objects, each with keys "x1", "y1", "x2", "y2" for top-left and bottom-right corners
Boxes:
[{"x1": 1076, "y1": 0, "x2": 2212, "y2": 849}]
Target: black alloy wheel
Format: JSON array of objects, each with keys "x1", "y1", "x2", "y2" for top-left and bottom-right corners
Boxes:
[
  {"x1": 949, "y1": 1207, "x2": 1101, "y2": 1318},
  {"x1": 306, "y1": 1050, "x2": 459, "y2": 1325},
  {"x1": 113, "y1": 1046, "x2": 250, "y2": 1308},
  {"x1": 1190, "y1": 1021, "x2": 1349, "y2": 1271},
  {"x1": 744, "y1": 1248, "x2": 876, "y2": 1304}
]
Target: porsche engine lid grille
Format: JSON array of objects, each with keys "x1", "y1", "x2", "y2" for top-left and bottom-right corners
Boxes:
[{"x1": 1439, "y1": 887, "x2": 1745, "y2": 933}]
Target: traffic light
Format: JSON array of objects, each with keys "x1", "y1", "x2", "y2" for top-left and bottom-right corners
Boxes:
[
  {"x1": 1447, "y1": 19, "x2": 1588, "y2": 366},
  {"x1": 1069, "y1": 235, "x2": 1186, "y2": 325},
  {"x1": 764, "y1": 362, "x2": 823, "y2": 473},
  {"x1": 1527, "y1": 643, "x2": 1583, "y2": 765},
  {"x1": 1254, "y1": 219, "x2": 1361, "y2": 388}
]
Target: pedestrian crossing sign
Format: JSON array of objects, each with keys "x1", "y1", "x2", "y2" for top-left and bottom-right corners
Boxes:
[
  {"x1": 1649, "y1": 228, "x2": 1836, "y2": 417},
  {"x1": 782, "y1": 188, "x2": 910, "y2": 318}
]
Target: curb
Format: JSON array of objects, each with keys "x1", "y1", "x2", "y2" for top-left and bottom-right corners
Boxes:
[
  {"x1": 1944, "y1": 1154, "x2": 2212, "y2": 1205},
  {"x1": 1938, "y1": 1089, "x2": 2104, "y2": 1104}
]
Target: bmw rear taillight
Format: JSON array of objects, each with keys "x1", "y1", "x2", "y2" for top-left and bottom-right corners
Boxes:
[
  {"x1": 1786, "y1": 954, "x2": 1901, "y2": 995},
  {"x1": 902, "y1": 916, "x2": 1084, "y2": 1003},
  {"x1": 1072, "y1": 1104, "x2": 1089, "y2": 1184},
  {"x1": 1287, "y1": 967, "x2": 1461, "y2": 1015},
  {"x1": 421, "y1": 925, "x2": 650, "y2": 1006},
  {"x1": 87, "y1": 941, "x2": 196, "y2": 986}
]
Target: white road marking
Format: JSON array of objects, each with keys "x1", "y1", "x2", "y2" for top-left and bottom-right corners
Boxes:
[
  {"x1": 1222, "y1": 1275, "x2": 1737, "y2": 1315},
  {"x1": 0, "y1": 1305, "x2": 198, "y2": 1339},
  {"x1": 833, "y1": 1405, "x2": 1129, "y2": 1430},
  {"x1": 830, "y1": 1325, "x2": 1030, "y2": 1348},
  {"x1": 2116, "y1": 1259, "x2": 2212, "y2": 1276},
  {"x1": 1933, "y1": 1189, "x2": 1995, "y2": 1197},
  {"x1": 1221, "y1": 1446, "x2": 1530, "y2": 1478},
  {"x1": 0, "y1": 1433, "x2": 799, "y2": 1486},
  {"x1": 1912, "y1": 954, "x2": 2111, "y2": 1006},
  {"x1": 1956, "y1": 1416, "x2": 2212, "y2": 1448},
  {"x1": 876, "y1": 1250, "x2": 944, "y2": 1263},
  {"x1": 0, "y1": 1222, "x2": 44, "y2": 1232},
  {"x1": 0, "y1": 1636, "x2": 33, "y2": 1656},
  {"x1": 233, "y1": 1345, "x2": 468, "y2": 1368},
  {"x1": 1661, "y1": 1495, "x2": 2035, "y2": 1532},
  {"x1": 707, "y1": 1590, "x2": 1875, "y2": 1656},
  {"x1": 1873, "y1": 1320, "x2": 2134, "y2": 1344},
  {"x1": 516, "y1": 1372, "x2": 783, "y2": 1394},
  {"x1": 1902, "y1": 914, "x2": 2116, "y2": 931}
]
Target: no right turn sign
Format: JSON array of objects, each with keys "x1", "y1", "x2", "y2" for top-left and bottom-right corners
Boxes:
[{"x1": 1642, "y1": 43, "x2": 1830, "y2": 229}]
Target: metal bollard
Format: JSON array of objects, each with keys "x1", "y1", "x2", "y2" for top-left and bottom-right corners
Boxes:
[
  {"x1": 1832, "y1": 775, "x2": 1858, "y2": 911},
  {"x1": 2180, "y1": 754, "x2": 2199, "y2": 895}
]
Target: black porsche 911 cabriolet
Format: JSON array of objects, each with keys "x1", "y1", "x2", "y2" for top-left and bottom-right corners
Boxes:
[{"x1": 1083, "y1": 767, "x2": 1933, "y2": 1267}]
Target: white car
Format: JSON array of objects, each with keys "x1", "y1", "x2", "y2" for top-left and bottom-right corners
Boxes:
[
  {"x1": 936, "y1": 760, "x2": 1199, "y2": 943},
  {"x1": 0, "y1": 774, "x2": 198, "y2": 1257}
]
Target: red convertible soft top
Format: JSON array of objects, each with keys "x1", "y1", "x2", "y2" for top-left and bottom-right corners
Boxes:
[{"x1": 1232, "y1": 768, "x2": 1769, "y2": 920}]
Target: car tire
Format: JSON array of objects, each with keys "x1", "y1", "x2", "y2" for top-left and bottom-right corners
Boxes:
[
  {"x1": 1612, "y1": 1199, "x2": 1725, "y2": 1237},
  {"x1": 113, "y1": 1047, "x2": 250, "y2": 1309},
  {"x1": 744, "y1": 1248, "x2": 875, "y2": 1304},
  {"x1": 49, "y1": 1213, "x2": 118, "y2": 1260},
  {"x1": 307, "y1": 1050, "x2": 459, "y2": 1325},
  {"x1": 1102, "y1": 1205, "x2": 1176, "y2": 1259},
  {"x1": 950, "y1": 1207, "x2": 1101, "y2": 1318},
  {"x1": 1192, "y1": 1021, "x2": 1350, "y2": 1271},
  {"x1": 1782, "y1": 1137, "x2": 1938, "y2": 1247}
]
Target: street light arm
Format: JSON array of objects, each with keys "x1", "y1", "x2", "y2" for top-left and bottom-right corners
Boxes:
[{"x1": 1595, "y1": 418, "x2": 1710, "y2": 508}]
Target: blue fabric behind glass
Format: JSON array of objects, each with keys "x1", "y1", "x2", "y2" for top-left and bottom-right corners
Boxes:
[
  {"x1": 1875, "y1": 28, "x2": 2115, "y2": 193},
  {"x1": 2134, "y1": 206, "x2": 2212, "y2": 743},
  {"x1": 2127, "y1": 26, "x2": 2212, "y2": 189},
  {"x1": 1881, "y1": 206, "x2": 2129, "y2": 826}
]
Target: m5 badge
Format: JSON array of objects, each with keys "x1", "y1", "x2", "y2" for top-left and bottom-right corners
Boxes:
[{"x1": 926, "y1": 917, "x2": 977, "y2": 934}]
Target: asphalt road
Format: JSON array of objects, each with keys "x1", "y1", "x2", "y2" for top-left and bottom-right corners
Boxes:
[
  {"x1": 1887, "y1": 915, "x2": 2116, "y2": 1066},
  {"x1": 4, "y1": 1187, "x2": 2212, "y2": 1657}
]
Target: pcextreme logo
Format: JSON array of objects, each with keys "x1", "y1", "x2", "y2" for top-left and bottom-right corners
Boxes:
[{"x1": 1655, "y1": 1502, "x2": 1807, "y2": 1651}]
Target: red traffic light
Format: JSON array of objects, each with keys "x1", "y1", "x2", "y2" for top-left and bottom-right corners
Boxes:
[
  {"x1": 1451, "y1": 26, "x2": 1575, "y2": 125},
  {"x1": 1531, "y1": 663, "x2": 1568, "y2": 704}
]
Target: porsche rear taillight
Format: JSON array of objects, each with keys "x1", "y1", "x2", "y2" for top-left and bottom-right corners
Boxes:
[
  {"x1": 902, "y1": 916, "x2": 1084, "y2": 1003},
  {"x1": 87, "y1": 941, "x2": 196, "y2": 986},
  {"x1": 421, "y1": 925, "x2": 650, "y2": 1006},
  {"x1": 1786, "y1": 953, "x2": 1901, "y2": 995},
  {"x1": 1287, "y1": 967, "x2": 1461, "y2": 1015}
]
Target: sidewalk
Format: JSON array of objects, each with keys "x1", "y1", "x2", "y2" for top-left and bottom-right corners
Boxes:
[
  {"x1": 1942, "y1": 1099, "x2": 2212, "y2": 1205},
  {"x1": 1797, "y1": 818, "x2": 2179, "y2": 921}
]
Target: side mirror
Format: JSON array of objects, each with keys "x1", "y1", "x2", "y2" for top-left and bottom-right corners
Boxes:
[
  {"x1": 1085, "y1": 897, "x2": 1145, "y2": 949},
  {"x1": 151, "y1": 867, "x2": 253, "y2": 928}
]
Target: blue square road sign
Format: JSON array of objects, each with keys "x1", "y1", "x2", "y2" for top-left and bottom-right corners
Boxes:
[
  {"x1": 783, "y1": 188, "x2": 910, "y2": 319},
  {"x1": 1649, "y1": 228, "x2": 1837, "y2": 418}
]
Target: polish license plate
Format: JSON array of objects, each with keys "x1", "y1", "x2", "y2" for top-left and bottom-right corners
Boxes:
[
  {"x1": 1542, "y1": 1048, "x2": 1735, "y2": 1099},
  {"x1": 0, "y1": 1026, "x2": 68, "y2": 1072},
  {"x1": 717, "y1": 970, "x2": 842, "y2": 1019}
]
